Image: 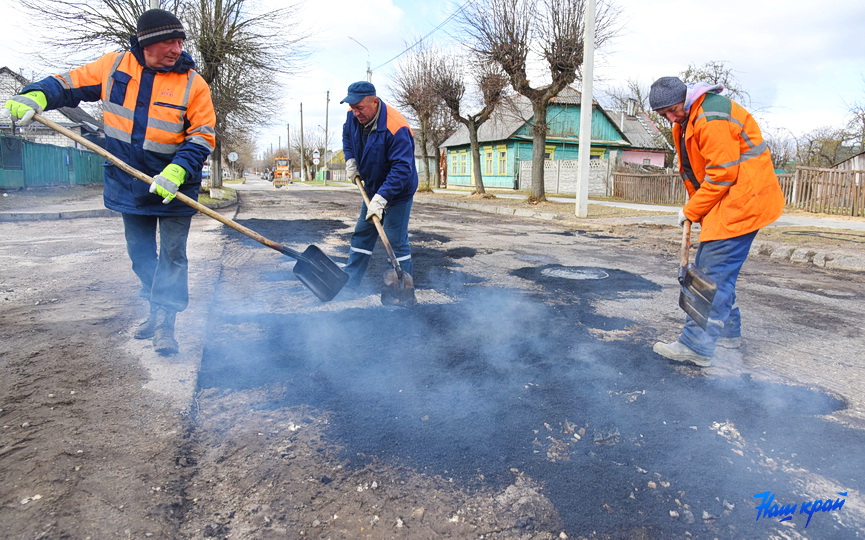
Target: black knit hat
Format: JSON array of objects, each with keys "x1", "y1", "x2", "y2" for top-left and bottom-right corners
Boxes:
[{"x1": 136, "y1": 9, "x2": 186, "y2": 48}]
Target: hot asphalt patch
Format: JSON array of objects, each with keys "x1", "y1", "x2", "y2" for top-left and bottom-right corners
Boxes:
[{"x1": 197, "y1": 214, "x2": 864, "y2": 538}]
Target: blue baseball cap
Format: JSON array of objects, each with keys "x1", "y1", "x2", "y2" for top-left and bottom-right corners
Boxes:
[{"x1": 340, "y1": 81, "x2": 376, "y2": 105}]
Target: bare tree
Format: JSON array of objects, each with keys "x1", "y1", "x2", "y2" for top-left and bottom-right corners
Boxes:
[
  {"x1": 391, "y1": 43, "x2": 445, "y2": 191},
  {"x1": 19, "y1": 0, "x2": 309, "y2": 189},
  {"x1": 680, "y1": 60, "x2": 750, "y2": 108},
  {"x1": 460, "y1": 0, "x2": 619, "y2": 201},
  {"x1": 224, "y1": 129, "x2": 258, "y2": 177},
  {"x1": 845, "y1": 98, "x2": 865, "y2": 151},
  {"x1": 431, "y1": 55, "x2": 509, "y2": 195},
  {"x1": 762, "y1": 127, "x2": 798, "y2": 171},
  {"x1": 184, "y1": 0, "x2": 309, "y2": 187},
  {"x1": 425, "y1": 104, "x2": 459, "y2": 188},
  {"x1": 291, "y1": 132, "x2": 325, "y2": 183},
  {"x1": 604, "y1": 79, "x2": 649, "y2": 114},
  {"x1": 797, "y1": 126, "x2": 848, "y2": 167},
  {"x1": 20, "y1": 0, "x2": 182, "y2": 61}
]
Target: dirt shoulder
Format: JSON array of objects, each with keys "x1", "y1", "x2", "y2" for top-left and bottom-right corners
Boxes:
[{"x1": 414, "y1": 191, "x2": 865, "y2": 265}]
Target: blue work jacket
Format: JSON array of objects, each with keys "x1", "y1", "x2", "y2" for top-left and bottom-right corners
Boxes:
[{"x1": 342, "y1": 100, "x2": 418, "y2": 204}]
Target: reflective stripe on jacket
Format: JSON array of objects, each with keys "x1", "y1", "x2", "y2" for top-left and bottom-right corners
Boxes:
[
  {"x1": 674, "y1": 92, "x2": 785, "y2": 241},
  {"x1": 342, "y1": 101, "x2": 418, "y2": 204},
  {"x1": 25, "y1": 40, "x2": 216, "y2": 217}
]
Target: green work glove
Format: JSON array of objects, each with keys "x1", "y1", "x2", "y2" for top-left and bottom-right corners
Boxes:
[
  {"x1": 5, "y1": 91, "x2": 47, "y2": 126},
  {"x1": 149, "y1": 164, "x2": 186, "y2": 204}
]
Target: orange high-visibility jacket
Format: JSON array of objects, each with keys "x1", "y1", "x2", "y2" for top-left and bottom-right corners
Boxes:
[
  {"x1": 25, "y1": 43, "x2": 216, "y2": 216},
  {"x1": 674, "y1": 92, "x2": 785, "y2": 241}
]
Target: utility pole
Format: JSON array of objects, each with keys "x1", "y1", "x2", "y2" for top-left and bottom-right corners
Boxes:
[
  {"x1": 324, "y1": 90, "x2": 330, "y2": 184},
  {"x1": 286, "y1": 123, "x2": 291, "y2": 176},
  {"x1": 348, "y1": 36, "x2": 372, "y2": 82},
  {"x1": 575, "y1": 0, "x2": 596, "y2": 218},
  {"x1": 300, "y1": 103, "x2": 306, "y2": 181}
]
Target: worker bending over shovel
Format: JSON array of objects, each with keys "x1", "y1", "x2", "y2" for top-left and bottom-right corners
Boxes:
[
  {"x1": 340, "y1": 81, "x2": 418, "y2": 303},
  {"x1": 649, "y1": 76, "x2": 785, "y2": 367}
]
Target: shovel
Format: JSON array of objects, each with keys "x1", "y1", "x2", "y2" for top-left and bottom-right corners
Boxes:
[
  {"x1": 34, "y1": 114, "x2": 348, "y2": 302},
  {"x1": 353, "y1": 177, "x2": 416, "y2": 306},
  {"x1": 678, "y1": 220, "x2": 718, "y2": 330}
]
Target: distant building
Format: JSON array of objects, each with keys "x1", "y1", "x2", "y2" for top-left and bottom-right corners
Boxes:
[
  {"x1": 834, "y1": 149, "x2": 865, "y2": 172},
  {"x1": 440, "y1": 86, "x2": 668, "y2": 191},
  {"x1": 1, "y1": 66, "x2": 104, "y2": 148}
]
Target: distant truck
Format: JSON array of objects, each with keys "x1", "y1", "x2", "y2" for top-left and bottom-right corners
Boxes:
[{"x1": 273, "y1": 157, "x2": 292, "y2": 188}]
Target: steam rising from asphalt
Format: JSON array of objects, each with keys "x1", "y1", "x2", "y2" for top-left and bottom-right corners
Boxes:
[{"x1": 199, "y1": 265, "x2": 859, "y2": 536}]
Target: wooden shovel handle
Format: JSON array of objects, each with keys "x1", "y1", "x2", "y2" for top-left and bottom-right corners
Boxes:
[
  {"x1": 680, "y1": 220, "x2": 692, "y2": 267},
  {"x1": 33, "y1": 113, "x2": 303, "y2": 259},
  {"x1": 353, "y1": 176, "x2": 402, "y2": 276}
]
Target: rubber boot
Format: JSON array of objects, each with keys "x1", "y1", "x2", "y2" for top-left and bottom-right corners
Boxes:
[
  {"x1": 153, "y1": 308, "x2": 179, "y2": 355},
  {"x1": 133, "y1": 304, "x2": 158, "y2": 340}
]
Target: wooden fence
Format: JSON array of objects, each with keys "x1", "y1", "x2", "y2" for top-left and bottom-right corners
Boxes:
[
  {"x1": 612, "y1": 172, "x2": 684, "y2": 205},
  {"x1": 778, "y1": 167, "x2": 864, "y2": 216},
  {"x1": 613, "y1": 167, "x2": 864, "y2": 217}
]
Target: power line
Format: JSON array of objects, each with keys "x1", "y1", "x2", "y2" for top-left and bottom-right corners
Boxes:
[{"x1": 371, "y1": 0, "x2": 474, "y2": 71}]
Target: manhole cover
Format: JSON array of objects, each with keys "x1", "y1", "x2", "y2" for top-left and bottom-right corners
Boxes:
[{"x1": 541, "y1": 267, "x2": 609, "y2": 280}]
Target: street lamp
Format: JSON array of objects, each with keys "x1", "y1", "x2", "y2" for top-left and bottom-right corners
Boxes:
[{"x1": 347, "y1": 36, "x2": 372, "y2": 82}]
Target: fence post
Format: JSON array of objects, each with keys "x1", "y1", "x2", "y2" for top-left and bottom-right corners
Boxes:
[{"x1": 791, "y1": 170, "x2": 798, "y2": 206}]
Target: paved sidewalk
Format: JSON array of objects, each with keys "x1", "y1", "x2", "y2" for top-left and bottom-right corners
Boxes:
[
  {"x1": 0, "y1": 188, "x2": 237, "y2": 221},
  {"x1": 437, "y1": 190, "x2": 865, "y2": 231}
]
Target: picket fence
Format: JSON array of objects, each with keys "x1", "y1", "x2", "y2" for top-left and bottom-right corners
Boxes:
[{"x1": 611, "y1": 167, "x2": 864, "y2": 217}]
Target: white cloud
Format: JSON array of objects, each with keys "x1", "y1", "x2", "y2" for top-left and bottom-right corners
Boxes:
[{"x1": 595, "y1": 0, "x2": 865, "y2": 135}]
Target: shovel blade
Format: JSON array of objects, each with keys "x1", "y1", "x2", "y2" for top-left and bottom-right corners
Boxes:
[
  {"x1": 291, "y1": 245, "x2": 350, "y2": 302},
  {"x1": 381, "y1": 268, "x2": 417, "y2": 307},
  {"x1": 678, "y1": 264, "x2": 718, "y2": 330}
]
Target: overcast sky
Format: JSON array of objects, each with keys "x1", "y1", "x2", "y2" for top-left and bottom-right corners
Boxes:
[{"x1": 3, "y1": 0, "x2": 865, "y2": 156}]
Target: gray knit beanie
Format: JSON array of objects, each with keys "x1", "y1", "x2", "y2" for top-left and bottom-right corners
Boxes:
[
  {"x1": 649, "y1": 76, "x2": 687, "y2": 110},
  {"x1": 136, "y1": 9, "x2": 186, "y2": 48}
]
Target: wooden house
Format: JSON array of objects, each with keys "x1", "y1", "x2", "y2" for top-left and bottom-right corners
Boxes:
[
  {"x1": 834, "y1": 150, "x2": 865, "y2": 172},
  {"x1": 440, "y1": 86, "x2": 667, "y2": 191}
]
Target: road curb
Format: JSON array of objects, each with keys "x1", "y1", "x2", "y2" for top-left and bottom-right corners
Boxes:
[
  {"x1": 753, "y1": 240, "x2": 865, "y2": 273},
  {"x1": 0, "y1": 208, "x2": 119, "y2": 222},
  {"x1": 0, "y1": 192, "x2": 238, "y2": 222}
]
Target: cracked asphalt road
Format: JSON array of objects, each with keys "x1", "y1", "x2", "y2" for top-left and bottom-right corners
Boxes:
[{"x1": 2, "y1": 186, "x2": 864, "y2": 539}]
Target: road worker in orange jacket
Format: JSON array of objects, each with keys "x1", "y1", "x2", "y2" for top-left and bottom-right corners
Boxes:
[
  {"x1": 5, "y1": 9, "x2": 216, "y2": 356},
  {"x1": 648, "y1": 76, "x2": 785, "y2": 367}
]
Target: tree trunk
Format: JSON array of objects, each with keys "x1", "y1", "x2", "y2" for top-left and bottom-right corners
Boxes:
[
  {"x1": 418, "y1": 118, "x2": 432, "y2": 190},
  {"x1": 468, "y1": 121, "x2": 486, "y2": 195},
  {"x1": 211, "y1": 138, "x2": 223, "y2": 189},
  {"x1": 529, "y1": 100, "x2": 548, "y2": 201},
  {"x1": 433, "y1": 149, "x2": 443, "y2": 189}
]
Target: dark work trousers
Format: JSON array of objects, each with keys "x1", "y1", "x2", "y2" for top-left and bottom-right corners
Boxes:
[
  {"x1": 679, "y1": 229, "x2": 759, "y2": 356},
  {"x1": 121, "y1": 213, "x2": 192, "y2": 312},
  {"x1": 344, "y1": 197, "x2": 413, "y2": 288}
]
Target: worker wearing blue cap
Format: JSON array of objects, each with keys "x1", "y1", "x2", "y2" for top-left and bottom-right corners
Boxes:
[{"x1": 341, "y1": 81, "x2": 419, "y2": 290}]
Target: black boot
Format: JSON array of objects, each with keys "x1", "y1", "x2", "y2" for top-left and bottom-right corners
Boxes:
[
  {"x1": 133, "y1": 304, "x2": 158, "y2": 340},
  {"x1": 153, "y1": 308, "x2": 179, "y2": 355}
]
